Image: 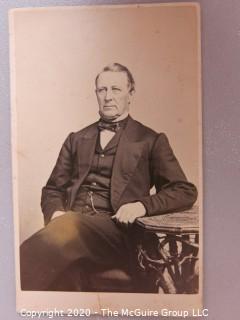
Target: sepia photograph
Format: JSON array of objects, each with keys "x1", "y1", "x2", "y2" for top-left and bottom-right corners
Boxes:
[{"x1": 10, "y1": 3, "x2": 202, "y2": 313}]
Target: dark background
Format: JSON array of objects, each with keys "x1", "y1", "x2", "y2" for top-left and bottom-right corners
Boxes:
[{"x1": 0, "y1": 1, "x2": 239, "y2": 319}]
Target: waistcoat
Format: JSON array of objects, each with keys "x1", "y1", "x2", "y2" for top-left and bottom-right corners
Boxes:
[{"x1": 72, "y1": 118, "x2": 128, "y2": 213}]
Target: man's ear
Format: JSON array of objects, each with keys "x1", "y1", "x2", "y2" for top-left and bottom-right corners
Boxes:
[{"x1": 128, "y1": 90, "x2": 135, "y2": 104}]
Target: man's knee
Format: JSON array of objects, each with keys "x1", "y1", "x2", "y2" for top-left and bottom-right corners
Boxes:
[{"x1": 40, "y1": 212, "x2": 82, "y2": 247}]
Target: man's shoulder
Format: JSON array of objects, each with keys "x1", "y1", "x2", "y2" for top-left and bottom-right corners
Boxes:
[
  {"x1": 69, "y1": 121, "x2": 99, "y2": 140},
  {"x1": 127, "y1": 117, "x2": 159, "y2": 141},
  {"x1": 131, "y1": 118, "x2": 158, "y2": 134},
  {"x1": 76, "y1": 121, "x2": 98, "y2": 133}
]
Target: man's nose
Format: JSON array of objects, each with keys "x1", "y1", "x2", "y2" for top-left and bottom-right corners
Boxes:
[{"x1": 105, "y1": 89, "x2": 113, "y2": 101}]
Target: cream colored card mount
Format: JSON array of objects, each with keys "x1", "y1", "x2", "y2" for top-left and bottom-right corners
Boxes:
[{"x1": 10, "y1": 2, "x2": 202, "y2": 314}]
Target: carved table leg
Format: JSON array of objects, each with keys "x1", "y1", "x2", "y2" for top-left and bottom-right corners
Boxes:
[{"x1": 137, "y1": 232, "x2": 199, "y2": 294}]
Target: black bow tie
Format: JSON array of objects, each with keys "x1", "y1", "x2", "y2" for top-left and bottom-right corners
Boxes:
[{"x1": 98, "y1": 120, "x2": 121, "y2": 132}]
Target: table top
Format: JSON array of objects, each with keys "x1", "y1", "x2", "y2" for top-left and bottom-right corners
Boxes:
[{"x1": 136, "y1": 206, "x2": 199, "y2": 234}]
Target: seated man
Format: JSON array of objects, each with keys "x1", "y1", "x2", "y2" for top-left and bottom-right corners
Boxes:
[{"x1": 20, "y1": 63, "x2": 197, "y2": 291}]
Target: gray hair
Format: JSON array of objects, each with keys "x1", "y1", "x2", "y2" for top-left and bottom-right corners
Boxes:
[{"x1": 95, "y1": 63, "x2": 135, "y2": 93}]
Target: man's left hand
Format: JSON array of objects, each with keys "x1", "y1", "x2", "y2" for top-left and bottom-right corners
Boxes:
[{"x1": 111, "y1": 202, "x2": 146, "y2": 227}]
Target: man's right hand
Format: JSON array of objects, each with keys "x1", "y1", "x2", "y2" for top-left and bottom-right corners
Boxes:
[{"x1": 52, "y1": 211, "x2": 66, "y2": 220}]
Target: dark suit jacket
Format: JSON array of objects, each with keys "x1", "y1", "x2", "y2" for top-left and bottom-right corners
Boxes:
[{"x1": 41, "y1": 116, "x2": 197, "y2": 225}]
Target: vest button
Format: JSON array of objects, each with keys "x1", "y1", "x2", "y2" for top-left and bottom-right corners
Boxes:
[{"x1": 100, "y1": 154, "x2": 105, "y2": 158}]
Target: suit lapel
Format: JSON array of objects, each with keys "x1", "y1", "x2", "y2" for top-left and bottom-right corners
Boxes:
[
  {"x1": 69, "y1": 124, "x2": 98, "y2": 207},
  {"x1": 111, "y1": 117, "x2": 145, "y2": 210},
  {"x1": 77, "y1": 136, "x2": 97, "y2": 178}
]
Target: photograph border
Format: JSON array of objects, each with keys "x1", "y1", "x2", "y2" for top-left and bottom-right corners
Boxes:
[{"x1": 10, "y1": 1, "x2": 203, "y2": 315}]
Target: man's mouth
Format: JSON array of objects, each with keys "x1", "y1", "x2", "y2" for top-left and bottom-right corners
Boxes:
[{"x1": 104, "y1": 105, "x2": 116, "y2": 109}]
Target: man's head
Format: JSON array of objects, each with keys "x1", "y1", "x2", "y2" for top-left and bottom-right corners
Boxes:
[{"x1": 95, "y1": 63, "x2": 135, "y2": 121}]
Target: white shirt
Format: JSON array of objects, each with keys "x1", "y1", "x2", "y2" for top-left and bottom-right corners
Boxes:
[{"x1": 99, "y1": 111, "x2": 129, "y2": 149}]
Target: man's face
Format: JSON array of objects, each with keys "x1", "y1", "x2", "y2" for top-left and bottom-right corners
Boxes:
[{"x1": 96, "y1": 71, "x2": 133, "y2": 120}]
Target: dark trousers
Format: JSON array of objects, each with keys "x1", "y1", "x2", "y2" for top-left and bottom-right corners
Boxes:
[{"x1": 20, "y1": 210, "x2": 132, "y2": 291}]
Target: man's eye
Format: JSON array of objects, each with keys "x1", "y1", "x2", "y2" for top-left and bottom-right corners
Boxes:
[
  {"x1": 112, "y1": 88, "x2": 121, "y2": 93},
  {"x1": 97, "y1": 88, "x2": 106, "y2": 93}
]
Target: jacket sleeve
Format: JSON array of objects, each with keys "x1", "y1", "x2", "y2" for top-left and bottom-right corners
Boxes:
[
  {"x1": 41, "y1": 133, "x2": 74, "y2": 225},
  {"x1": 140, "y1": 133, "x2": 198, "y2": 216}
]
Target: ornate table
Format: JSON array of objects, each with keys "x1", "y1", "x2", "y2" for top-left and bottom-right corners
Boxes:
[{"x1": 135, "y1": 207, "x2": 199, "y2": 294}]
